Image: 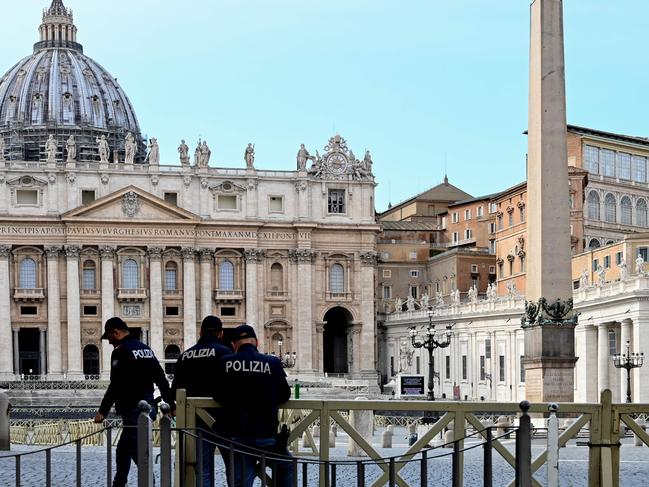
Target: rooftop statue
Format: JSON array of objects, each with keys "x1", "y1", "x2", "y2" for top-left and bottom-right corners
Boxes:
[
  {"x1": 244, "y1": 143, "x2": 255, "y2": 169},
  {"x1": 636, "y1": 255, "x2": 646, "y2": 276},
  {"x1": 195, "y1": 140, "x2": 211, "y2": 167},
  {"x1": 66, "y1": 135, "x2": 76, "y2": 162},
  {"x1": 96, "y1": 135, "x2": 110, "y2": 163},
  {"x1": 0, "y1": 137, "x2": 5, "y2": 162},
  {"x1": 178, "y1": 140, "x2": 190, "y2": 166},
  {"x1": 296, "y1": 144, "x2": 315, "y2": 171},
  {"x1": 146, "y1": 138, "x2": 159, "y2": 165},
  {"x1": 45, "y1": 134, "x2": 57, "y2": 163},
  {"x1": 124, "y1": 132, "x2": 136, "y2": 165}
]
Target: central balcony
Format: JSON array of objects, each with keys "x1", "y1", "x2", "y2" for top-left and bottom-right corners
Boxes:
[
  {"x1": 13, "y1": 288, "x2": 45, "y2": 301},
  {"x1": 117, "y1": 288, "x2": 148, "y2": 301},
  {"x1": 213, "y1": 289, "x2": 244, "y2": 302}
]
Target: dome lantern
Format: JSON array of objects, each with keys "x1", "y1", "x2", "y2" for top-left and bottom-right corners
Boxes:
[{"x1": 35, "y1": 0, "x2": 81, "y2": 52}]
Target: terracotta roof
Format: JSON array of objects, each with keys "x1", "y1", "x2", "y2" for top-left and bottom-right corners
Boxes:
[{"x1": 380, "y1": 221, "x2": 440, "y2": 231}]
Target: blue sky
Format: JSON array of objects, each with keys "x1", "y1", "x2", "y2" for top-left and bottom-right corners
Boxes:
[{"x1": 3, "y1": 1, "x2": 649, "y2": 211}]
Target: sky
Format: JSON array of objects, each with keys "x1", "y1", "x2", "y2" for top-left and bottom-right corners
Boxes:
[{"x1": 2, "y1": 1, "x2": 649, "y2": 211}]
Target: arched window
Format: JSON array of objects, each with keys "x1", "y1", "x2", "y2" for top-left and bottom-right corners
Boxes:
[
  {"x1": 220, "y1": 260, "x2": 234, "y2": 290},
  {"x1": 588, "y1": 239, "x2": 601, "y2": 250},
  {"x1": 270, "y1": 263, "x2": 283, "y2": 291},
  {"x1": 165, "y1": 261, "x2": 178, "y2": 290},
  {"x1": 621, "y1": 197, "x2": 632, "y2": 225},
  {"x1": 587, "y1": 192, "x2": 600, "y2": 220},
  {"x1": 19, "y1": 258, "x2": 37, "y2": 288},
  {"x1": 604, "y1": 194, "x2": 616, "y2": 223},
  {"x1": 122, "y1": 259, "x2": 139, "y2": 288},
  {"x1": 164, "y1": 345, "x2": 181, "y2": 375},
  {"x1": 330, "y1": 264, "x2": 345, "y2": 294},
  {"x1": 637, "y1": 199, "x2": 648, "y2": 228},
  {"x1": 82, "y1": 344, "x2": 100, "y2": 377},
  {"x1": 82, "y1": 260, "x2": 96, "y2": 290}
]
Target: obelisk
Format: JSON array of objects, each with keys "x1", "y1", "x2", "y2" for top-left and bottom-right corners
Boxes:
[{"x1": 521, "y1": 0, "x2": 578, "y2": 403}]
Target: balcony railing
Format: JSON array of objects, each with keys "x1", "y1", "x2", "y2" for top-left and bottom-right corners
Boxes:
[
  {"x1": 13, "y1": 288, "x2": 45, "y2": 300},
  {"x1": 163, "y1": 289, "x2": 183, "y2": 297},
  {"x1": 213, "y1": 289, "x2": 244, "y2": 301},
  {"x1": 267, "y1": 290, "x2": 288, "y2": 298},
  {"x1": 80, "y1": 288, "x2": 99, "y2": 296},
  {"x1": 327, "y1": 291, "x2": 352, "y2": 301},
  {"x1": 117, "y1": 288, "x2": 148, "y2": 301}
]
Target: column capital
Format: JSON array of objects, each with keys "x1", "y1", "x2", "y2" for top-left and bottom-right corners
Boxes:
[
  {"x1": 359, "y1": 251, "x2": 379, "y2": 266},
  {"x1": 99, "y1": 246, "x2": 117, "y2": 259},
  {"x1": 289, "y1": 249, "x2": 316, "y2": 263},
  {"x1": 44, "y1": 246, "x2": 63, "y2": 259},
  {"x1": 622, "y1": 317, "x2": 633, "y2": 326},
  {"x1": 64, "y1": 245, "x2": 81, "y2": 258},
  {"x1": 181, "y1": 247, "x2": 196, "y2": 261},
  {"x1": 244, "y1": 248, "x2": 265, "y2": 263},
  {"x1": 147, "y1": 246, "x2": 164, "y2": 260},
  {"x1": 199, "y1": 248, "x2": 215, "y2": 262},
  {"x1": 0, "y1": 245, "x2": 11, "y2": 259}
]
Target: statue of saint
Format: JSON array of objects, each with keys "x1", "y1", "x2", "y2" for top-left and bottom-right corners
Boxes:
[
  {"x1": 66, "y1": 135, "x2": 76, "y2": 162},
  {"x1": 124, "y1": 132, "x2": 137, "y2": 165},
  {"x1": 96, "y1": 135, "x2": 110, "y2": 163},
  {"x1": 296, "y1": 144, "x2": 314, "y2": 171},
  {"x1": 399, "y1": 341, "x2": 413, "y2": 373},
  {"x1": 435, "y1": 292, "x2": 444, "y2": 306},
  {"x1": 45, "y1": 134, "x2": 57, "y2": 163},
  {"x1": 394, "y1": 297, "x2": 403, "y2": 313},
  {"x1": 468, "y1": 285, "x2": 478, "y2": 304},
  {"x1": 596, "y1": 265, "x2": 606, "y2": 286},
  {"x1": 194, "y1": 141, "x2": 202, "y2": 167},
  {"x1": 0, "y1": 137, "x2": 5, "y2": 162},
  {"x1": 451, "y1": 288, "x2": 460, "y2": 305},
  {"x1": 618, "y1": 259, "x2": 628, "y2": 281},
  {"x1": 244, "y1": 143, "x2": 255, "y2": 169},
  {"x1": 363, "y1": 150, "x2": 373, "y2": 174},
  {"x1": 406, "y1": 295, "x2": 416, "y2": 311},
  {"x1": 200, "y1": 141, "x2": 211, "y2": 167},
  {"x1": 579, "y1": 268, "x2": 589, "y2": 288},
  {"x1": 146, "y1": 138, "x2": 160, "y2": 165},
  {"x1": 636, "y1": 255, "x2": 646, "y2": 276},
  {"x1": 178, "y1": 140, "x2": 190, "y2": 165},
  {"x1": 420, "y1": 293, "x2": 429, "y2": 309}
]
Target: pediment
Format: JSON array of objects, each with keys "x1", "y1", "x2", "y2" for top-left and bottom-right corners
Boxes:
[{"x1": 62, "y1": 186, "x2": 200, "y2": 223}]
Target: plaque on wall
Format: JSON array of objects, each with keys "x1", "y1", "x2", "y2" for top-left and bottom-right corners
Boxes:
[
  {"x1": 123, "y1": 304, "x2": 142, "y2": 317},
  {"x1": 396, "y1": 374, "x2": 425, "y2": 398}
]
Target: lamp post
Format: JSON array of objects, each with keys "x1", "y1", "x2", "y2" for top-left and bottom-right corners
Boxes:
[
  {"x1": 409, "y1": 307, "x2": 452, "y2": 401},
  {"x1": 612, "y1": 339, "x2": 644, "y2": 403},
  {"x1": 276, "y1": 338, "x2": 297, "y2": 369}
]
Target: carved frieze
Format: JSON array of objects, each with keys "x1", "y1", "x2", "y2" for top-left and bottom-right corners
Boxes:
[
  {"x1": 289, "y1": 249, "x2": 317, "y2": 263},
  {"x1": 244, "y1": 248, "x2": 265, "y2": 263}
]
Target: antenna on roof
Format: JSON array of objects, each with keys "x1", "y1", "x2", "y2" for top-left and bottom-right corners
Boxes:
[{"x1": 444, "y1": 152, "x2": 448, "y2": 183}]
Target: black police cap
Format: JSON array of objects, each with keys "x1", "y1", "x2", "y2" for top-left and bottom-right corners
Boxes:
[
  {"x1": 233, "y1": 324, "x2": 257, "y2": 341},
  {"x1": 201, "y1": 315, "x2": 223, "y2": 333},
  {"x1": 101, "y1": 317, "x2": 129, "y2": 340}
]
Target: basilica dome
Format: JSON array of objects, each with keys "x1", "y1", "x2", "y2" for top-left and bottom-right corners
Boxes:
[{"x1": 0, "y1": 0, "x2": 145, "y2": 162}]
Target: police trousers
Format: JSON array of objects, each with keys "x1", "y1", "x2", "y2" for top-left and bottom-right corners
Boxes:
[
  {"x1": 113, "y1": 407, "x2": 156, "y2": 487},
  {"x1": 223, "y1": 437, "x2": 293, "y2": 487}
]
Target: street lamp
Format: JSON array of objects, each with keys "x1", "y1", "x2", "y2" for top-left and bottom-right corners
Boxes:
[
  {"x1": 276, "y1": 338, "x2": 297, "y2": 369},
  {"x1": 612, "y1": 339, "x2": 644, "y2": 403},
  {"x1": 409, "y1": 306, "x2": 453, "y2": 401}
]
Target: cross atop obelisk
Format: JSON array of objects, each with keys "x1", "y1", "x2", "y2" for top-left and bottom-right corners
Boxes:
[{"x1": 522, "y1": 0, "x2": 578, "y2": 403}]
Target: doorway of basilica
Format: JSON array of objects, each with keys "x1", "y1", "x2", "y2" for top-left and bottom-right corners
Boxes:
[{"x1": 323, "y1": 307, "x2": 352, "y2": 374}]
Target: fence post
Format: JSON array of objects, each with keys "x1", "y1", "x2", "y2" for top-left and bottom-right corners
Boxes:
[
  {"x1": 175, "y1": 388, "x2": 187, "y2": 487},
  {"x1": 515, "y1": 400, "x2": 531, "y2": 487},
  {"x1": 547, "y1": 403, "x2": 559, "y2": 487},
  {"x1": 159, "y1": 402, "x2": 172, "y2": 487},
  {"x1": 0, "y1": 391, "x2": 10, "y2": 451},
  {"x1": 483, "y1": 426, "x2": 492, "y2": 487},
  {"x1": 137, "y1": 400, "x2": 153, "y2": 487}
]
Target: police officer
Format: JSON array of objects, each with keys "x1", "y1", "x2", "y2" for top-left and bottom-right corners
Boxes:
[
  {"x1": 214, "y1": 324, "x2": 293, "y2": 487},
  {"x1": 171, "y1": 315, "x2": 231, "y2": 487},
  {"x1": 94, "y1": 317, "x2": 174, "y2": 487}
]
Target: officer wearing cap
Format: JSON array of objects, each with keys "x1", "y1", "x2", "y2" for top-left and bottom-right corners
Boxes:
[
  {"x1": 94, "y1": 317, "x2": 174, "y2": 487},
  {"x1": 214, "y1": 324, "x2": 293, "y2": 487},
  {"x1": 171, "y1": 315, "x2": 231, "y2": 487}
]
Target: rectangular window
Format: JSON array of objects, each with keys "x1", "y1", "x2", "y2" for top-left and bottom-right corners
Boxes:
[
  {"x1": 508, "y1": 212, "x2": 514, "y2": 227},
  {"x1": 633, "y1": 155, "x2": 647, "y2": 183},
  {"x1": 220, "y1": 306, "x2": 236, "y2": 316},
  {"x1": 472, "y1": 275, "x2": 479, "y2": 288},
  {"x1": 20, "y1": 306, "x2": 38, "y2": 315},
  {"x1": 445, "y1": 355, "x2": 451, "y2": 379},
  {"x1": 499, "y1": 355, "x2": 505, "y2": 382},
  {"x1": 480, "y1": 355, "x2": 486, "y2": 380},
  {"x1": 269, "y1": 196, "x2": 284, "y2": 213},
  {"x1": 462, "y1": 355, "x2": 467, "y2": 380},
  {"x1": 390, "y1": 357, "x2": 395, "y2": 376},
  {"x1": 477, "y1": 206, "x2": 484, "y2": 218},
  {"x1": 164, "y1": 192, "x2": 178, "y2": 205},
  {"x1": 498, "y1": 261, "x2": 503, "y2": 277},
  {"x1": 592, "y1": 259, "x2": 599, "y2": 272},
  {"x1": 452, "y1": 212, "x2": 459, "y2": 223},
  {"x1": 485, "y1": 339, "x2": 491, "y2": 359},
  {"x1": 618, "y1": 152, "x2": 631, "y2": 180},
  {"x1": 608, "y1": 329, "x2": 616, "y2": 355},
  {"x1": 409, "y1": 270, "x2": 419, "y2": 278},
  {"x1": 488, "y1": 240, "x2": 496, "y2": 254},
  {"x1": 165, "y1": 306, "x2": 179, "y2": 316},
  {"x1": 165, "y1": 268, "x2": 177, "y2": 290},
  {"x1": 82, "y1": 269, "x2": 96, "y2": 290},
  {"x1": 416, "y1": 356, "x2": 420, "y2": 374},
  {"x1": 382, "y1": 269, "x2": 392, "y2": 278},
  {"x1": 381, "y1": 252, "x2": 391, "y2": 261},
  {"x1": 218, "y1": 194, "x2": 238, "y2": 210},
  {"x1": 639, "y1": 247, "x2": 649, "y2": 263},
  {"x1": 489, "y1": 265, "x2": 496, "y2": 274},
  {"x1": 382, "y1": 286, "x2": 391, "y2": 299},
  {"x1": 409, "y1": 251, "x2": 418, "y2": 260},
  {"x1": 573, "y1": 280, "x2": 580, "y2": 290},
  {"x1": 83, "y1": 305, "x2": 97, "y2": 316},
  {"x1": 584, "y1": 145, "x2": 599, "y2": 174},
  {"x1": 16, "y1": 190, "x2": 38, "y2": 205},
  {"x1": 601, "y1": 149, "x2": 615, "y2": 177},
  {"x1": 520, "y1": 355, "x2": 526, "y2": 383},
  {"x1": 471, "y1": 264, "x2": 478, "y2": 273},
  {"x1": 489, "y1": 223, "x2": 496, "y2": 234},
  {"x1": 489, "y1": 202, "x2": 497, "y2": 213},
  {"x1": 604, "y1": 255, "x2": 610, "y2": 268},
  {"x1": 520, "y1": 256, "x2": 526, "y2": 273},
  {"x1": 452, "y1": 232, "x2": 459, "y2": 243},
  {"x1": 464, "y1": 209, "x2": 471, "y2": 220},
  {"x1": 410, "y1": 286, "x2": 418, "y2": 299},
  {"x1": 327, "y1": 189, "x2": 346, "y2": 214},
  {"x1": 81, "y1": 190, "x2": 96, "y2": 205},
  {"x1": 497, "y1": 215, "x2": 503, "y2": 230},
  {"x1": 519, "y1": 206, "x2": 525, "y2": 223},
  {"x1": 464, "y1": 229, "x2": 473, "y2": 239}
]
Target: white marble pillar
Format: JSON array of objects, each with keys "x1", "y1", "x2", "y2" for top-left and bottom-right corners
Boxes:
[
  {"x1": 244, "y1": 249, "x2": 264, "y2": 327},
  {"x1": 99, "y1": 246, "x2": 116, "y2": 378},
  {"x1": 597, "y1": 323, "x2": 610, "y2": 394},
  {"x1": 199, "y1": 249, "x2": 214, "y2": 320},
  {"x1": 12, "y1": 329, "x2": 19, "y2": 376},
  {"x1": 45, "y1": 246, "x2": 62, "y2": 377},
  {"x1": 148, "y1": 247, "x2": 164, "y2": 359},
  {"x1": 290, "y1": 249, "x2": 316, "y2": 372},
  {"x1": 65, "y1": 245, "x2": 82, "y2": 377},
  {"x1": 350, "y1": 324, "x2": 362, "y2": 375},
  {"x1": 315, "y1": 322, "x2": 325, "y2": 373},
  {"x1": 359, "y1": 252, "x2": 378, "y2": 375},
  {"x1": 620, "y1": 318, "x2": 633, "y2": 401},
  {"x1": 583, "y1": 325, "x2": 599, "y2": 402},
  {"x1": 0, "y1": 246, "x2": 13, "y2": 379},
  {"x1": 182, "y1": 247, "x2": 197, "y2": 348}
]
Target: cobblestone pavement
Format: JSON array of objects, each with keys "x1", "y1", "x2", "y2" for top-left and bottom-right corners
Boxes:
[{"x1": 2, "y1": 431, "x2": 649, "y2": 486}]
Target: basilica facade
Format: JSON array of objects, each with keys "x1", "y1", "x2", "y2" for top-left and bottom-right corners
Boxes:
[{"x1": 0, "y1": 1, "x2": 379, "y2": 381}]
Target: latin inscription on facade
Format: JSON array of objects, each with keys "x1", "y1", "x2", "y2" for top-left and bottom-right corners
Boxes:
[{"x1": 123, "y1": 305, "x2": 142, "y2": 317}]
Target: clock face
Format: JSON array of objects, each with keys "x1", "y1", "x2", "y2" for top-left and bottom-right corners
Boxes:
[{"x1": 326, "y1": 153, "x2": 348, "y2": 174}]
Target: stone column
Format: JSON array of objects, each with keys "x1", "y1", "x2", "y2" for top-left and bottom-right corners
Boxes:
[
  {"x1": 315, "y1": 322, "x2": 325, "y2": 373},
  {"x1": 290, "y1": 249, "x2": 316, "y2": 372},
  {"x1": 39, "y1": 328, "x2": 46, "y2": 376},
  {"x1": 148, "y1": 247, "x2": 164, "y2": 359},
  {"x1": 12, "y1": 329, "x2": 19, "y2": 376},
  {"x1": 582, "y1": 325, "x2": 599, "y2": 402},
  {"x1": 99, "y1": 246, "x2": 116, "y2": 378},
  {"x1": 244, "y1": 249, "x2": 265, "y2": 327},
  {"x1": 65, "y1": 245, "x2": 82, "y2": 378},
  {"x1": 350, "y1": 324, "x2": 362, "y2": 375},
  {"x1": 199, "y1": 249, "x2": 214, "y2": 320},
  {"x1": 0, "y1": 246, "x2": 13, "y2": 379},
  {"x1": 597, "y1": 323, "x2": 610, "y2": 395},
  {"x1": 359, "y1": 252, "x2": 379, "y2": 376},
  {"x1": 45, "y1": 246, "x2": 62, "y2": 377},
  {"x1": 620, "y1": 318, "x2": 633, "y2": 401},
  {"x1": 522, "y1": 0, "x2": 577, "y2": 403},
  {"x1": 182, "y1": 247, "x2": 197, "y2": 348}
]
